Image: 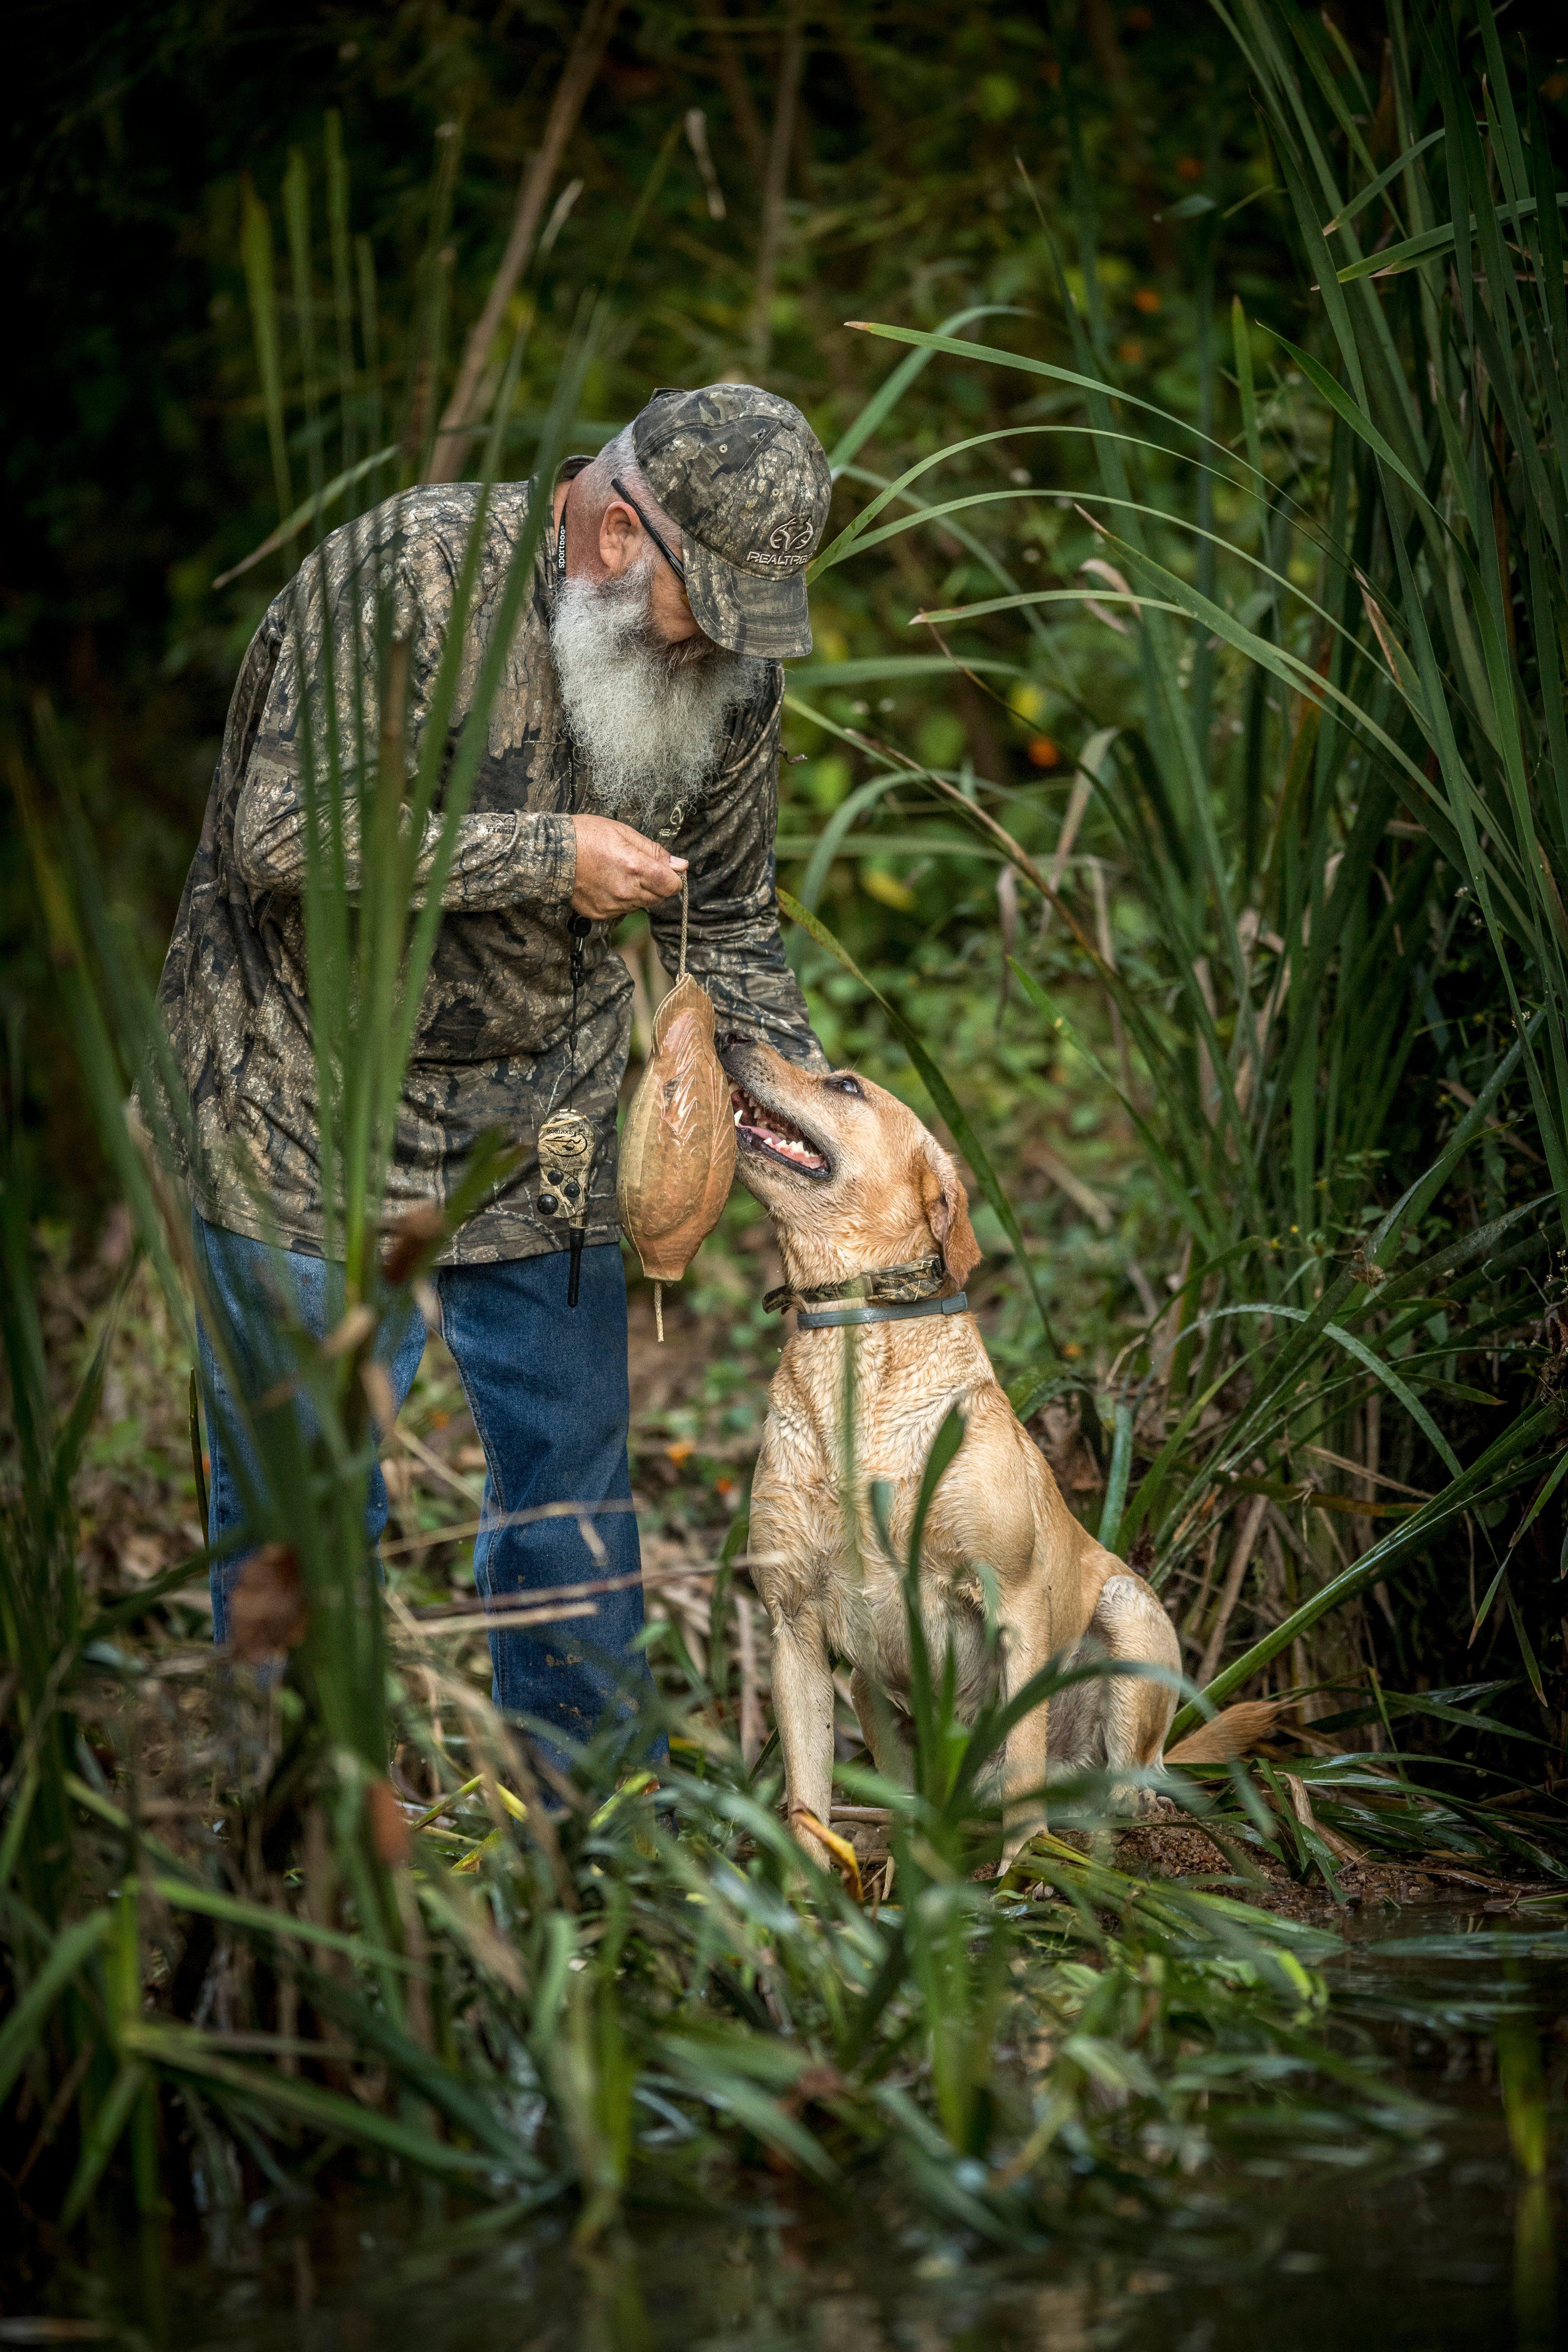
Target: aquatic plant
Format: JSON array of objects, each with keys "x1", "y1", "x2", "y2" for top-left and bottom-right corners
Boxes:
[
  {"x1": 789, "y1": 0, "x2": 1568, "y2": 1738},
  {"x1": 4, "y1": 0, "x2": 1565, "y2": 2258}
]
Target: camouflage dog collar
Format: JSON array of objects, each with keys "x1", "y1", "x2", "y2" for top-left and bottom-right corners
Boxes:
[
  {"x1": 762, "y1": 1254, "x2": 947, "y2": 1316},
  {"x1": 632, "y1": 384, "x2": 832, "y2": 660}
]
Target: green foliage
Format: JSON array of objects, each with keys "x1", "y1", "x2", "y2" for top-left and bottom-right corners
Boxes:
[
  {"x1": 6, "y1": 0, "x2": 1568, "y2": 2260},
  {"x1": 0, "y1": 1183, "x2": 1434, "y2": 2235},
  {"x1": 776, "y1": 0, "x2": 1568, "y2": 1734}
]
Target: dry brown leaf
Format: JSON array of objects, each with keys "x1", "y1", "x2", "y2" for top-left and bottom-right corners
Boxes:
[
  {"x1": 361, "y1": 1358, "x2": 396, "y2": 1438},
  {"x1": 1281, "y1": 1769, "x2": 1368, "y2": 1865},
  {"x1": 114, "y1": 1531, "x2": 172, "y2": 1584},
  {"x1": 228, "y1": 1544, "x2": 308, "y2": 1662},
  {"x1": 1029, "y1": 1402, "x2": 1104, "y2": 1494},
  {"x1": 321, "y1": 1303, "x2": 376, "y2": 1360},
  {"x1": 789, "y1": 1807, "x2": 864, "y2": 1902},
  {"x1": 365, "y1": 1777, "x2": 412, "y2": 1868},
  {"x1": 382, "y1": 1200, "x2": 446, "y2": 1286}
]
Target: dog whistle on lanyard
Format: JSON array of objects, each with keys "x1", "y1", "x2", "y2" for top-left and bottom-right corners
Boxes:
[
  {"x1": 538, "y1": 912, "x2": 596, "y2": 1308},
  {"x1": 537, "y1": 1106, "x2": 594, "y2": 1306}
]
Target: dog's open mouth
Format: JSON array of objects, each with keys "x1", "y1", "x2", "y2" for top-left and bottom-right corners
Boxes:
[{"x1": 730, "y1": 1084, "x2": 830, "y2": 1179}]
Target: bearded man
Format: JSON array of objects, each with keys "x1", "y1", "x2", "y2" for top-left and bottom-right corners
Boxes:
[{"x1": 156, "y1": 384, "x2": 831, "y2": 1755}]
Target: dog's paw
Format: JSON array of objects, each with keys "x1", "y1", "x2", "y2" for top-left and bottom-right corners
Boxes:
[{"x1": 1108, "y1": 1782, "x2": 1180, "y2": 1822}]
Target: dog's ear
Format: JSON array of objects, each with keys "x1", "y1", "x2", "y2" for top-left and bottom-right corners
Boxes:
[{"x1": 917, "y1": 1142, "x2": 982, "y2": 1287}]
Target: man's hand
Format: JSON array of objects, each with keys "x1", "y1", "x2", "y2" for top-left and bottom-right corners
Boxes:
[{"x1": 570, "y1": 815, "x2": 688, "y2": 921}]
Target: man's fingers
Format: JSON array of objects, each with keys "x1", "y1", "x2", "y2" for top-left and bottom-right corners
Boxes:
[
  {"x1": 625, "y1": 847, "x2": 685, "y2": 903},
  {"x1": 567, "y1": 814, "x2": 691, "y2": 917},
  {"x1": 607, "y1": 819, "x2": 668, "y2": 860},
  {"x1": 628, "y1": 846, "x2": 686, "y2": 878}
]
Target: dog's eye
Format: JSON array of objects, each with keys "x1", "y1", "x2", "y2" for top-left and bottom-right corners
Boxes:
[{"x1": 824, "y1": 1074, "x2": 863, "y2": 1097}]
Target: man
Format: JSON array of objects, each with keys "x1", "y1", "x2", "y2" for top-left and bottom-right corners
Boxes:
[{"x1": 156, "y1": 384, "x2": 832, "y2": 1753}]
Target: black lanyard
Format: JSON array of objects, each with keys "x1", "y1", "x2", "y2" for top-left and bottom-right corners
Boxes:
[
  {"x1": 550, "y1": 484, "x2": 593, "y2": 1307},
  {"x1": 556, "y1": 492, "x2": 591, "y2": 1056}
]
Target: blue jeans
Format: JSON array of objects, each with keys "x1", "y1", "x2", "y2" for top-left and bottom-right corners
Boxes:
[{"x1": 191, "y1": 1211, "x2": 654, "y2": 1761}]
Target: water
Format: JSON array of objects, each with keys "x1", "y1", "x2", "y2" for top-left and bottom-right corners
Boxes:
[{"x1": 11, "y1": 1909, "x2": 1564, "y2": 2351}]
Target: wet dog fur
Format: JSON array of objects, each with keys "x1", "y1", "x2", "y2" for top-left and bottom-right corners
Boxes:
[{"x1": 720, "y1": 1036, "x2": 1184, "y2": 1866}]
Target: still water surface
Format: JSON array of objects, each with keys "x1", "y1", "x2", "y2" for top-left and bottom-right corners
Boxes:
[{"x1": 30, "y1": 1908, "x2": 1568, "y2": 2352}]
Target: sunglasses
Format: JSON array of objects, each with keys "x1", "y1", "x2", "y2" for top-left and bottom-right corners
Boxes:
[{"x1": 611, "y1": 475, "x2": 687, "y2": 587}]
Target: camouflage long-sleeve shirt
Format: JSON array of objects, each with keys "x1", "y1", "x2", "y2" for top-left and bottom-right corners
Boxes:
[{"x1": 154, "y1": 468, "x2": 824, "y2": 1264}]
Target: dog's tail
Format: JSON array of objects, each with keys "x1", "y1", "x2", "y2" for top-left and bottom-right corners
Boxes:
[{"x1": 1165, "y1": 1697, "x2": 1285, "y2": 1765}]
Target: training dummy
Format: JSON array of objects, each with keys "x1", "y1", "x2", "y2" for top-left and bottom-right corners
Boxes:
[{"x1": 616, "y1": 882, "x2": 736, "y2": 1336}]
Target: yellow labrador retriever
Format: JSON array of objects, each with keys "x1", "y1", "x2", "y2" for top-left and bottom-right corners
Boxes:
[{"x1": 720, "y1": 1035, "x2": 1187, "y2": 1865}]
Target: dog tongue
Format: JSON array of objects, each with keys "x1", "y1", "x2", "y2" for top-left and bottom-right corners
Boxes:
[{"x1": 733, "y1": 1102, "x2": 826, "y2": 1171}]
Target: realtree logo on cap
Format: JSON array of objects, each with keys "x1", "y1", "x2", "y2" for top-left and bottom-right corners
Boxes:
[{"x1": 753, "y1": 513, "x2": 814, "y2": 568}]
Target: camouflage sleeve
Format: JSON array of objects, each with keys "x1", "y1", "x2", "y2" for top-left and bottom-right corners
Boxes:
[
  {"x1": 232, "y1": 528, "x2": 575, "y2": 912},
  {"x1": 649, "y1": 671, "x2": 827, "y2": 1067},
  {"x1": 234, "y1": 757, "x2": 575, "y2": 911}
]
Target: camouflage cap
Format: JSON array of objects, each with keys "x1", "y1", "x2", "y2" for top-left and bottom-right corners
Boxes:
[{"x1": 632, "y1": 385, "x2": 831, "y2": 661}]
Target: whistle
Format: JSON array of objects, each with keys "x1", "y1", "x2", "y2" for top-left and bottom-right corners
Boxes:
[{"x1": 537, "y1": 1107, "x2": 596, "y2": 1307}]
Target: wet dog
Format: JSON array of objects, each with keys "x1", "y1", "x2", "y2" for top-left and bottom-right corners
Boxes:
[{"x1": 721, "y1": 1035, "x2": 1188, "y2": 1865}]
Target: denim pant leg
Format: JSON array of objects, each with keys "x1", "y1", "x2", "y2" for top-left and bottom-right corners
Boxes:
[
  {"x1": 436, "y1": 1242, "x2": 655, "y2": 1764},
  {"x1": 191, "y1": 1212, "x2": 426, "y2": 1642}
]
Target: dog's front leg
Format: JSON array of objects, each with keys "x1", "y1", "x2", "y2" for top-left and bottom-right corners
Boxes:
[{"x1": 768, "y1": 1605, "x2": 837, "y2": 1866}]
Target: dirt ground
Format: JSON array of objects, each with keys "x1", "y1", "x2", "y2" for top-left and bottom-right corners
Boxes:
[
  {"x1": 1102, "y1": 1816, "x2": 1541, "y2": 1924},
  {"x1": 36, "y1": 1222, "x2": 1559, "y2": 1924},
  {"x1": 812, "y1": 1809, "x2": 1548, "y2": 1926}
]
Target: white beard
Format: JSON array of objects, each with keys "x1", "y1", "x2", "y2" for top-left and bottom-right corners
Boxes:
[{"x1": 549, "y1": 550, "x2": 757, "y2": 833}]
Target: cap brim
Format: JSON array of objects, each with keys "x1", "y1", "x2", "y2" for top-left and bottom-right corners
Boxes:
[{"x1": 684, "y1": 539, "x2": 812, "y2": 661}]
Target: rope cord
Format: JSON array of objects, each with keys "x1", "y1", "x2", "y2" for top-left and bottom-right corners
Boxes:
[{"x1": 651, "y1": 878, "x2": 689, "y2": 1349}]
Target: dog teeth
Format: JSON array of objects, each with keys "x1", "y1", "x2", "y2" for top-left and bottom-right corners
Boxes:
[
  {"x1": 729, "y1": 1083, "x2": 825, "y2": 1169},
  {"x1": 765, "y1": 1132, "x2": 826, "y2": 1169}
]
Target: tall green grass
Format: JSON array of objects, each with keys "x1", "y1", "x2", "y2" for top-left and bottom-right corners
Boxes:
[
  {"x1": 788, "y1": 0, "x2": 1565, "y2": 1726},
  {"x1": 4, "y1": 5, "x2": 1565, "y2": 2246},
  {"x1": 0, "y1": 114, "x2": 1327, "y2": 2248},
  {"x1": 1, "y1": 1107, "x2": 1429, "y2": 2235},
  {"x1": 1, "y1": 120, "x2": 599, "y2": 2230}
]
